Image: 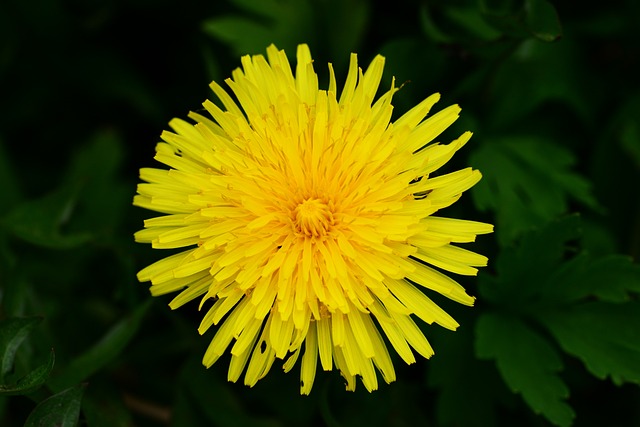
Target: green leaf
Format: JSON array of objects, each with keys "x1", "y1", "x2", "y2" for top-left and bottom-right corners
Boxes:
[
  {"x1": 478, "y1": 0, "x2": 530, "y2": 39},
  {"x1": 202, "y1": 0, "x2": 368, "y2": 72},
  {"x1": 480, "y1": 215, "x2": 581, "y2": 303},
  {"x1": 321, "y1": 0, "x2": 370, "y2": 66},
  {"x1": 1, "y1": 131, "x2": 127, "y2": 249},
  {"x1": 478, "y1": 0, "x2": 561, "y2": 41},
  {"x1": 478, "y1": 214, "x2": 640, "y2": 417},
  {"x1": 486, "y1": 39, "x2": 592, "y2": 128},
  {"x1": 542, "y1": 302, "x2": 640, "y2": 385},
  {"x1": 476, "y1": 313, "x2": 575, "y2": 427},
  {"x1": 421, "y1": 3, "x2": 502, "y2": 43},
  {"x1": 377, "y1": 38, "x2": 447, "y2": 115},
  {"x1": 24, "y1": 384, "x2": 85, "y2": 427},
  {"x1": 419, "y1": 4, "x2": 453, "y2": 43},
  {"x1": 0, "y1": 316, "x2": 41, "y2": 379},
  {"x1": 444, "y1": 6, "x2": 503, "y2": 41},
  {"x1": 0, "y1": 349, "x2": 54, "y2": 395},
  {"x1": 481, "y1": 215, "x2": 640, "y2": 304},
  {"x1": 544, "y1": 254, "x2": 640, "y2": 303},
  {"x1": 470, "y1": 137, "x2": 596, "y2": 245},
  {"x1": 202, "y1": 0, "x2": 314, "y2": 56},
  {"x1": 1, "y1": 184, "x2": 92, "y2": 249},
  {"x1": 48, "y1": 301, "x2": 151, "y2": 392},
  {"x1": 580, "y1": 219, "x2": 618, "y2": 257},
  {"x1": 524, "y1": 0, "x2": 562, "y2": 41},
  {"x1": 63, "y1": 131, "x2": 129, "y2": 237},
  {"x1": 203, "y1": 16, "x2": 276, "y2": 56},
  {"x1": 65, "y1": 131, "x2": 123, "y2": 194}
]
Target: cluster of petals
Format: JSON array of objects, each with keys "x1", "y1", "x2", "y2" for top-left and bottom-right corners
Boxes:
[{"x1": 134, "y1": 44, "x2": 492, "y2": 394}]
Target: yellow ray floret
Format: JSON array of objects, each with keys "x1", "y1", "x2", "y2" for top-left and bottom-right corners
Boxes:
[{"x1": 134, "y1": 43, "x2": 493, "y2": 394}]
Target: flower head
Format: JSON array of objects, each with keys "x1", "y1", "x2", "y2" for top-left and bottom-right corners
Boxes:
[{"x1": 134, "y1": 44, "x2": 492, "y2": 394}]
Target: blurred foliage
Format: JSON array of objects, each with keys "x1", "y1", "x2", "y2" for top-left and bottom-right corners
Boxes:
[{"x1": 1, "y1": 0, "x2": 639, "y2": 426}]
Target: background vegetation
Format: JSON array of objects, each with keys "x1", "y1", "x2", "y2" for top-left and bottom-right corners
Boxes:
[{"x1": 1, "y1": 0, "x2": 639, "y2": 425}]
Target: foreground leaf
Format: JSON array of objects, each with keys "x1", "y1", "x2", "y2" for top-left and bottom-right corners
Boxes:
[
  {"x1": 24, "y1": 384, "x2": 85, "y2": 427},
  {"x1": 477, "y1": 215, "x2": 640, "y2": 423},
  {"x1": 0, "y1": 317, "x2": 41, "y2": 379},
  {"x1": 479, "y1": 215, "x2": 581, "y2": 304},
  {"x1": 0, "y1": 349, "x2": 54, "y2": 395},
  {"x1": 543, "y1": 254, "x2": 640, "y2": 303},
  {"x1": 471, "y1": 138, "x2": 596, "y2": 245},
  {"x1": 481, "y1": 215, "x2": 640, "y2": 304},
  {"x1": 542, "y1": 302, "x2": 640, "y2": 385},
  {"x1": 476, "y1": 313, "x2": 575, "y2": 427}
]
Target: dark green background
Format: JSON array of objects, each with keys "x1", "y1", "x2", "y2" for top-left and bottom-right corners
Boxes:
[{"x1": 1, "y1": 0, "x2": 640, "y2": 426}]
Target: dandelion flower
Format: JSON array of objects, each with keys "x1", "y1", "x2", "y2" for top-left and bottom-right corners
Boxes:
[{"x1": 134, "y1": 44, "x2": 493, "y2": 394}]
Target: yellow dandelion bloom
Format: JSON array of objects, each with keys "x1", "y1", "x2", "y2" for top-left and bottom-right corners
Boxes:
[{"x1": 134, "y1": 44, "x2": 493, "y2": 394}]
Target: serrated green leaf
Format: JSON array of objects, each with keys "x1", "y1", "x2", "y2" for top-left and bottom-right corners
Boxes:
[
  {"x1": 48, "y1": 301, "x2": 151, "y2": 392},
  {"x1": 476, "y1": 313, "x2": 575, "y2": 427},
  {"x1": 24, "y1": 384, "x2": 85, "y2": 427},
  {"x1": 470, "y1": 137, "x2": 596, "y2": 245},
  {"x1": 545, "y1": 254, "x2": 640, "y2": 303},
  {"x1": 542, "y1": 302, "x2": 640, "y2": 384},
  {"x1": 1, "y1": 184, "x2": 92, "y2": 249},
  {"x1": 481, "y1": 215, "x2": 640, "y2": 305},
  {"x1": 524, "y1": 0, "x2": 562, "y2": 41},
  {"x1": 0, "y1": 316, "x2": 41, "y2": 379},
  {"x1": 0, "y1": 349, "x2": 54, "y2": 395},
  {"x1": 479, "y1": 212, "x2": 640, "y2": 394},
  {"x1": 494, "y1": 214, "x2": 581, "y2": 286}
]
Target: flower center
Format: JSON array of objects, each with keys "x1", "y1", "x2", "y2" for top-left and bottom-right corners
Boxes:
[{"x1": 293, "y1": 198, "x2": 334, "y2": 237}]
